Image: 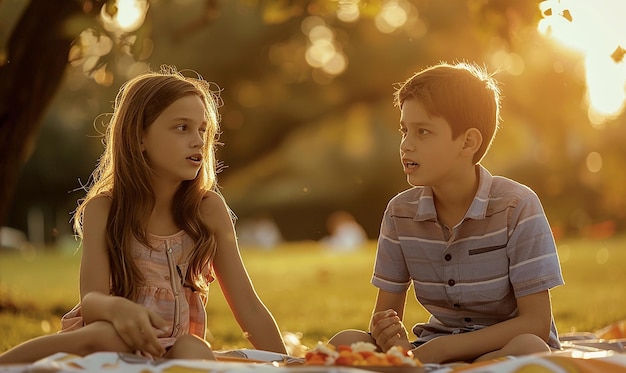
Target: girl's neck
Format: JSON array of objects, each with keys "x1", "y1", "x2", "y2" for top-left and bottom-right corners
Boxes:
[{"x1": 147, "y1": 177, "x2": 180, "y2": 235}]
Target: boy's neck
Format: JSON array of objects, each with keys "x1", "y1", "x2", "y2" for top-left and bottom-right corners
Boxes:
[{"x1": 432, "y1": 165, "x2": 480, "y2": 229}]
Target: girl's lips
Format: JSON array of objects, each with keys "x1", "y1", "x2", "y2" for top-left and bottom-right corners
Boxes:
[
  {"x1": 187, "y1": 154, "x2": 202, "y2": 162},
  {"x1": 187, "y1": 155, "x2": 202, "y2": 167}
]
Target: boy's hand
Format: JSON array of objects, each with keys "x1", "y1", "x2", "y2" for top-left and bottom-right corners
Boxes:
[
  {"x1": 370, "y1": 309, "x2": 412, "y2": 352},
  {"x1": 109, "y1": 297, "x2": 170, "y2": 357}
]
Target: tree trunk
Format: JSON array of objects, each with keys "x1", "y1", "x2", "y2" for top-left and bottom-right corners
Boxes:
[{"x1": 0, "y1": 1, "x2": 82, "y2": 227}]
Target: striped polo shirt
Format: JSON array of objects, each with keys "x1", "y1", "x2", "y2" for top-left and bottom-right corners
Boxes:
[{"x1": 372, "y1": 165, "x2": 564, "y2": 349}]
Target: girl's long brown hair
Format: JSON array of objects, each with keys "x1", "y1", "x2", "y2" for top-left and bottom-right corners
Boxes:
[{"x1": 73, "y1": 66, "x2": 221, "y2": 300}]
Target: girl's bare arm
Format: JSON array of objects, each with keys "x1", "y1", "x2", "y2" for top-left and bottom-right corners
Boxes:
[
  {"x1": 204, "y1": 191, "x2": 287, "y2": 354},
  {"x1": 79, "y1": 196, "x2": 167, "y2": 356}
]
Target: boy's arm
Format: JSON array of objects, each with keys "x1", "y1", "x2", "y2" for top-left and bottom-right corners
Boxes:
[
  {"x1": 369, "y1": 289, "x2": 413, "y2": 352},
  {"x1": 412, "y1": 290, "x2": 552, "y2": 364}
]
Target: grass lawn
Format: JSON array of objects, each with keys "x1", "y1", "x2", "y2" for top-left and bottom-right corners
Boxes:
[{"x1": 1, "y1": 235, "x2": 626, "y2": 353}]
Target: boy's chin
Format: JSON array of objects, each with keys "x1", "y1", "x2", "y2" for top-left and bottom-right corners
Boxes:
[{"x1": 407, "y1": 177, "x2": 423, "y2": 187}]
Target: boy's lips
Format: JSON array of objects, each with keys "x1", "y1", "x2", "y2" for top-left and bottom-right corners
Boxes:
[{"x1": 402, "y1": 158, "x2": 419, "y2": 169}]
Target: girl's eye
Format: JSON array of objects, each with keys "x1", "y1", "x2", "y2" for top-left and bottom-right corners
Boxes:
[
  {"x1": 418, "y1": 128, "x2": 430, "y2": 135},
  {"x1": 399, "y1": 126, "x2": 407, "y2": 135}
]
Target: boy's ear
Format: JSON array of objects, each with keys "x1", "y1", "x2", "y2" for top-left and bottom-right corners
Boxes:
[{"x1": 461, "y1": 128, "x2": 482, "y2": 157}]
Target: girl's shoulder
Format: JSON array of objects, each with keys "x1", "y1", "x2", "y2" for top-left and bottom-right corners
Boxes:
[
  {"x1": 83, "y1": 193, "x2": 113, "y2": 214},
  {"x1": 200, "y1": 189, "x2": 226, "y2": 209},
  {"x1": 199, "y1": 190, "x2": 234, "y2": 229}
]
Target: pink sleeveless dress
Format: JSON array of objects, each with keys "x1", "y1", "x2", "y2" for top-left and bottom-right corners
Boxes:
[{"x1": 59, "y1": 230, "x2": 211, "y2": 349}]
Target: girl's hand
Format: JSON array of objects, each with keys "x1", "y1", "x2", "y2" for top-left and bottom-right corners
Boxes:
[
  {"x1": 109, "y1": 297, "x2": 170, "y2": 356},
  {"x1": 370, "y1": 309, "x2": 412, "y2": 352}
]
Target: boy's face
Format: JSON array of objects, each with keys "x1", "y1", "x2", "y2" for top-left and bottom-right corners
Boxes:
[{"x1": 399, "y1": 99, "x2": 466, "y2": 187}]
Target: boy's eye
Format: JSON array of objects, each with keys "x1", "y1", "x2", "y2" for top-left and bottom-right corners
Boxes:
[
  {"x1": 399, "y1": 126, "x2": 407, "y2": 134},
  {"x1": 177, "y1": 124, "x2": 187, "y2": 131}
]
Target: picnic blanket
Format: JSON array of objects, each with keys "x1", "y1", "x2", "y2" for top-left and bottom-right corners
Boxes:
[{"x1": 1, "y1": 320, "x2": 625, "y2": 372}]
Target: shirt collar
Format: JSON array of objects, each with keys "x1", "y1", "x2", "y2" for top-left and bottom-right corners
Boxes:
[{"x1": 414, "y1": 164, "x2": 493, "y2": 221}]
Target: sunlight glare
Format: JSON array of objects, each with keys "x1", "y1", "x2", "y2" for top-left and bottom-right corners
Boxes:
[
  {"x1": 585, "y1": 54, "x2": 626, "y2": 120},
  {"x1": 101, "y1": 0, "x2": 149, "y2": 33},
  {"x1": 538, "y1": 0, "x2": 626, "y2": 124}
]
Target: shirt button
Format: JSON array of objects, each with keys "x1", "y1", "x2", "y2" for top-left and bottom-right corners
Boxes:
[
  {"x1": 444, "y1": 254, "x2": 452, "y2": 261},
  {"x1": 448, "y1": 279, "x2": 455, "y2": 286},
  {"x1": 164, "y1": 275, "x2": 170, "y2": 280},
  {"x1": 465, "y1": 317, "x2": 472, "y2": 323}
]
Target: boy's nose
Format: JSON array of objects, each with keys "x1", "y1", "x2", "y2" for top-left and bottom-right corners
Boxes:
[{"x1": 400, "y1": 138, "x2": 414, "y2": 152}]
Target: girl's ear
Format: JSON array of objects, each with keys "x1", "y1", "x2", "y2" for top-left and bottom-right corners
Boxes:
[{"x1": 461, "y1": 128, "x2": 482, "y2": 157}]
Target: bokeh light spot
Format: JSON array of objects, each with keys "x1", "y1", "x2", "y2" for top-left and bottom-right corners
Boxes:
[
  {"x1": 337, "y1": 1, "x2": 360, "y2": 23},
  {"x1": 585, "y1": 151, "x2": 602, "y2": 173},
  {"x1": 596, "y1": 247, "x2": 609, "y2": 264},
  {"x1": 374, "y1": 0, "x2": 412, "y2": 33}
]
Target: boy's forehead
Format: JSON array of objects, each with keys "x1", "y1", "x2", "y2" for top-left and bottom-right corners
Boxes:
[{"x1": 400, "y1": 98, "x2": 430, "y2": 118}]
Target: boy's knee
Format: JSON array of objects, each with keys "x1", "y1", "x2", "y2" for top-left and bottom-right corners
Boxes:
[
  {"x1": 506, "y1": 333, "x2": 551, "y2": 355},
  {"x1": 476, "y1": 333, "x2": 551, "y2": 362}
]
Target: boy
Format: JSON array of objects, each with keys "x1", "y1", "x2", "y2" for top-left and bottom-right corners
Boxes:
[{"x1": 328, "y1": 62, "x2": 564, "y2": 364}]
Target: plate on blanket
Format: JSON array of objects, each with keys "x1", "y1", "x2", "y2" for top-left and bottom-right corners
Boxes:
[{"x1": 345, "y1": 366, "x2": 425, "y2": 373}]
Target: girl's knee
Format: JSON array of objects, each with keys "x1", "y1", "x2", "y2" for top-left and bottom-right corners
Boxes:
[
  {"x1": 166, "y1": 335, "x2": 214, "y2": 360},
  {"x1": 78, "y1": 322, "x2": 130, "y2": 354}
]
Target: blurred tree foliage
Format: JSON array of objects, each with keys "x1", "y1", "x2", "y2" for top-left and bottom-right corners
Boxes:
[{"x1": 1, "y1": 0, "x2": 624, "y2": 244}]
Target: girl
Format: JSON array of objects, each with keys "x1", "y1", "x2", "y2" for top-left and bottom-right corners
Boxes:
[{"x1": 0, "y1": 66, "x2": 287, "y2": 363}]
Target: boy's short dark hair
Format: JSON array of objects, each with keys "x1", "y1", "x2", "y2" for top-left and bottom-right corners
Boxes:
[{"x1": 394, "y1": 62, "x2": 501, "y2": 164}]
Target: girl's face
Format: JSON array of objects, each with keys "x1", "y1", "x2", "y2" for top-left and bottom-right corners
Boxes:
[
  {"x1": 141, "y1": 94, "x2": 207, "y2": 183},
  {"x1": 399, "y1": 99, "x2": 465, "y2": 187}
]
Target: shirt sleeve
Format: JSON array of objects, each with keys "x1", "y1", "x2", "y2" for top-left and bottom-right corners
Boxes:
[
  {"x1": 371, "y1": 202, "x2": 412, "y2": 293},
  {"x1": 507, "y1": 191, "x2": 564, "y2": 298}
]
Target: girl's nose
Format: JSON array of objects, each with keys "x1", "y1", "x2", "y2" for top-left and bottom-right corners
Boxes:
[{"x1": 192, "y1": 131, "x2": 205, "y2": 148}]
